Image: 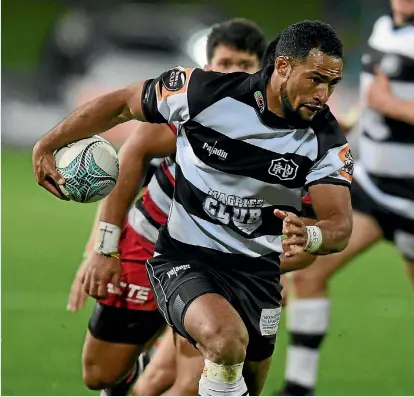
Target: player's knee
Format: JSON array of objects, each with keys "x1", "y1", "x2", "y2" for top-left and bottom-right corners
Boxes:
[
  {"x1": 82, "y1": 360, "x2": 119, "y2": 390},
  {"x1": 292, "y1": 267, "x2": 328, "y2": 296},
  {"x1": 197, "y1": 320, "x2": 249, "y2": 364}
]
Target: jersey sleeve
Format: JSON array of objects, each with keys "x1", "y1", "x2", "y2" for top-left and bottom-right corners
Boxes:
[
  {"x1": 141, "y1": 66, "x2": 246, "y2": 125},
  {"x1": 141, "y1": 66, "x2": 196, "y2": 124},
  {"x1": 305, "y1": 109, "x2": 354, "y2": 189}
]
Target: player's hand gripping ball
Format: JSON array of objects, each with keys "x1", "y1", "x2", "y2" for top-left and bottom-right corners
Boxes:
[{"x1": 54, "y1": 136, "x2": 119, "y2": 203}]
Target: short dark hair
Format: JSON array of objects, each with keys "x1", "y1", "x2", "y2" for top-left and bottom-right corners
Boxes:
[
  {"x1": 261, "y1": 33, "x2": 281, "y2": 68},
  {"x1": 206, "y1": 18, "x2": 267, "y2": 63},
  {"x1": 275, "y1": 20, "x2": 343, "y2": 61}
]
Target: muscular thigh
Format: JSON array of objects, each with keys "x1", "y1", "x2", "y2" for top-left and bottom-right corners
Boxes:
[{"x1": 148, "y1": 254, "x2": 282, "y2": 362}]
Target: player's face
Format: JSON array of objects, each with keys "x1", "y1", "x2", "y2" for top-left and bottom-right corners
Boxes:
[
  {"x1": 391, "y1": 0, "x2": 414, "y2": 22},
  {"x1": 277, "y1": 49, "x2": 342, "y2": 126},
  {"x1": 205, "y1": 44, "x2": 260, "y2": 74}
]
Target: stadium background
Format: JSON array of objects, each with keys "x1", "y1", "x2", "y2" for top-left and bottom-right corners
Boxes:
[{"x1": 2, "y1": 0, "x2": 414, "y2": 395}]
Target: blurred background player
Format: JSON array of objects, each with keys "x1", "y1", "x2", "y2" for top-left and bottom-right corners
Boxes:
[
  {"x1": 66, "y1": 18, "x2": 267, "y2": 396},
  {"x1": 277, "y1": 1, "x2": 414, "y2": 395}
]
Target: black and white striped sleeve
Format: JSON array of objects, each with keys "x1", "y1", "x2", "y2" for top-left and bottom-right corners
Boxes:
[
  {"x1": 141, "y1": 67, "x2": 242, "y2": 125},
  {"x1": 141, "y1": 66, "x2": 195, "y2": 124},
  {"x1": 305, "y1": 109, "x2": 354, "y2": 189}
]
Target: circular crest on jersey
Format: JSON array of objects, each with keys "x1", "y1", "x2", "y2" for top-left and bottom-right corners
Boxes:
[
  {"x1": 162, "y1": 67, "x2": 187, "y2": 92},
  {"x1": 54, "y1": 136, "x2": 119, "y2": 203}
]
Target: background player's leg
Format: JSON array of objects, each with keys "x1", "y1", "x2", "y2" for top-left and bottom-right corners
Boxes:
[
  {"x1": 183, "y1": 293, "x2": 250, "y2": 396},
  {"x1": 82, "y1": 330, "x2": 142, "y2": 391},
  {"x1": 243, "y1": 357, "x2": 272, "y2": 395},
  {"x1": 405, "y1": 260, "x2": 414, "y2": 288},
  {"x1": 279, "y1": 211, "x2": 382, "y2": 396},
  {"x1": 83, "y1": 303, "x2": 165, "y2": 395},
  {"x1": 161, "y1": 334, "x2": 204, "y2": 396},
  {"x1": 133, "y1": 327, "x2": 177, "y2": 396}
]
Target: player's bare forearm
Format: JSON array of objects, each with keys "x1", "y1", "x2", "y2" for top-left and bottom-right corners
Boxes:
[
  {"x1": 314, "y1": 214, "x2": 352, "y2": 254},
  {"x1": 382, "y1": 98, "x2": 414, "y2": 125},
  {"x1": 99, "y1": 137, "x2": 149, "y2": 229},
  {"x1": 99, "y1": 157, "x2": 147, "y2": 229},
  {"x1": 99, "y1": 123, "x2": 176, "y2": 229},
  {"x1": 280, "y1": 252, "x2": 316, "y2": 273},
  {"x1": 34, "y1": 83, "x2": 146, "y2": 153},
  {"x1": 309, "y1": 184, "x2": 353, "y2": 255},
  {"x1": 84, "y1": 204, "x2": 103, "y2": 253}
]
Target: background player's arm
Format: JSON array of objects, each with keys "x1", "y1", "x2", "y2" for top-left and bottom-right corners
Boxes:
[
  {"x1": 367, "y1": 68, "x2": 414, "y2": 125},
  {"x1": 85, "y1": 204, "x2": 103, "y2": 254},
  {"x1": 376, "y1": 98, "x2": 414, "y2": 125},
  {"x1": 308, "y1": 184, "x2": 352, "y2": 254},
  {"x1": 98, "y1": 122, "x2": 176, "y2": 230}
]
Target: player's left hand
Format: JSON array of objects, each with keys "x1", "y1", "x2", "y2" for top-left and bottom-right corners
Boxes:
[
  {"x1": 274, "y1": 210, "x2": 307, "y2": 257},
  {"x1": 366, "y1": 68, "x2": 393, "y2": 113}
]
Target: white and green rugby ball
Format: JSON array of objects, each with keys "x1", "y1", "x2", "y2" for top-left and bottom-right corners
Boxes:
[{"x1": 54, "y1": 136, "x2": 119, "y2": 203}]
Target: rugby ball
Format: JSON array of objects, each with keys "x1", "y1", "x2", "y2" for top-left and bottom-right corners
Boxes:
[{"x1": 54, "y1": 136, "x2": 119, "y2": 203}]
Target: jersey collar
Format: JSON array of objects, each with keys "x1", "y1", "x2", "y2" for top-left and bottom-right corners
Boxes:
[{"x1": 250, "y1": 65, "x2": 292, "y2": 129}]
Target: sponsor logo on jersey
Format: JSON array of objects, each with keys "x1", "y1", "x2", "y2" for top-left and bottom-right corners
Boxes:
[
  {"x1": 162, "y1": 67, "x2": 187, "y2": 91},
  {"x1": 166, "y1": 264, "x2": 191, "y2": 278},
  {"x1": 202, "y1": 141, "x2": 228, "y2": 160},
  {"x1": 107, "y1": 282, "x2": 150, "y2": 302},
  {"x1": 203, "y1": 190, "x2": 264, "y2": 235},
  {"x1": 268, "y1": 158, "x2": 299, "y2": 180}
]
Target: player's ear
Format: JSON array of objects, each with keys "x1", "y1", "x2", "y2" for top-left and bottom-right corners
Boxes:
[
  {"x1": 275, "y1": 56, "x2": 290, "y2": 78},
  {"x1": 204, "y1": 64, "x2": 212, "y2": 71}
]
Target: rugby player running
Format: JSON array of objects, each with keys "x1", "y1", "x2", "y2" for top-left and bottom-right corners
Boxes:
[
  {"x1": 67, "y1": 18, "x2": 268, "y2": 396},
  {"x1": 33, "y1": 20, "x2": 353, "y2": 396}
]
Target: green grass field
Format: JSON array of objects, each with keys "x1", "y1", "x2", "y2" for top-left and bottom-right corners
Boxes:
[{"x1": 2, "y1": 150, "x2": 414, "y2": 396}]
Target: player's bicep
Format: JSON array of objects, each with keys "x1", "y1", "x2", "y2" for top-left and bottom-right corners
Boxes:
[
  {"x1": 123, "y1": 81, "x2": 148, "y2": 121},
  {"x1": 122, "y1": 122, "x2": 176, "y2": 162},
  {"x1": 308, "y1": 184, "x2": 352, "y2": 225},
  {"x1": 142, "y1": 123, "x2": 177, "y2": 159}
]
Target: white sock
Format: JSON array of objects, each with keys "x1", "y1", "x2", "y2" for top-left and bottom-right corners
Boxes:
[
  {"x1": 199, "y1": 359, "x2": 248, "y2": 396},
  {"x1": 285, "y1": 298, "x2": 330, "y2": 391}
]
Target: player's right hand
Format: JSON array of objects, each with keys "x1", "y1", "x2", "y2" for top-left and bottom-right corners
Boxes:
[
  {"x1": 67, "y1": 258, "x2": 90, "y2": 312},
  {"x1": 274, "y1": 209, "x2": 307, "y2": 257},
  {"x1": 32, "y1": 142, "x2": 68, "y2": 200},
  {"x1": 80, "y1": 251, "x2": 122, "y2": 299}
]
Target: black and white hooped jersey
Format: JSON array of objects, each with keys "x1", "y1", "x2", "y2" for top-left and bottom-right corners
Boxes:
[
  {"x1": 357, "y1": 15, "x2": 414, "y2": 219},
  {"x1": 141, "y1": 65, "x2": 353, "y2": 268}
]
